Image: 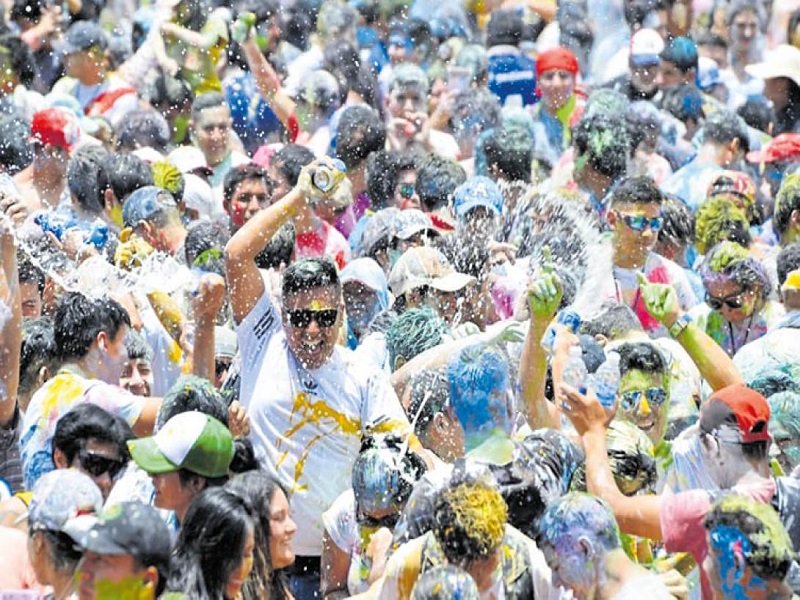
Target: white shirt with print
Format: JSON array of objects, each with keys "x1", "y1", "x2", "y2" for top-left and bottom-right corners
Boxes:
[{"x1": 236, "y1": 291, "x2": 411, "y2": 556}]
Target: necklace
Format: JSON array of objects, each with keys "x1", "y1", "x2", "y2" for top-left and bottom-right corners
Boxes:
[{"x1": 727, "y1": 312, "x2": 756, "y2": 355}]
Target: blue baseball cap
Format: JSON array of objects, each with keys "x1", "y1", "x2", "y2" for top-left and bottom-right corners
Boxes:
[
  {"x1": 453, "y1": 176, "x2": 503, "y2": 218},
  {"x1": 122, "y1": 186, "x2": 178, "y2": 228}
]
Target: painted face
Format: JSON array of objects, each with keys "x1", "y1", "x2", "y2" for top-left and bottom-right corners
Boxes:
[
  {"x1": 76, "y1": 552, "x2": 153, "y2": 600},
  {"x1": 541, "y1": 542, "x2": 597, "y2": 599},
  {"x1": 282, "y1": 287, "x2": 342, "y2": 370},
  {"x1": 703, "y1": 525, "x2": 789, "y2": 600},
  {"x1": 228, "y1": 178, "x2": 269, "y2": 230},
  {"x1": 193, "y1": 106, "x2": 232, "y2": 167},
  {"x1": 120, "y1": 358, "x2": 153, "y2": 397},
  {"x1": 226, "y1": 526, "x2": 255, "y2": 600},
  {"x1": 149, "y1": 471, "x2": 198, "y2": 520},
  {"x1": 268, "y1": 488, "x2": 297, "y2": 570},
  {"x1": 451, "y1": 369, "x2": 513, "y2": 451},
  {"x1": 538, "y1": 69, "x2": 575, "y2": 113},
  {"x1": 343, "y1": 281, "x2": 380, "y2": 338},
  {"x1": 617, "y1": 369, "x2": 669, "y2": 445},
  {"x1": 704, "y1": 278, "x2": 758, "y2": 324},
  {"x1": 609, "y1": 202, "x2": 662, "y2": 266}
]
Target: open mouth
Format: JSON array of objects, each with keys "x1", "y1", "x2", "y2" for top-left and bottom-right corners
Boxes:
[
  {"x1": 301, "y1": 339, "x2": 324, "y2": 355},
  {"x1": 637, "y1": 420, "x2": 655, "y2": 432}
]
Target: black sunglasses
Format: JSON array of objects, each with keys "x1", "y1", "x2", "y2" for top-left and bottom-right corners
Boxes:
[
  {"x1": 286, "y1": 308, "x2": 338, "y2": 329},
  {"x1": 78, "y1": 450, "x2": 125, "y2": 479},
  {"x1": 705, "y1": 290, "x2": 746, "y2": 311}
]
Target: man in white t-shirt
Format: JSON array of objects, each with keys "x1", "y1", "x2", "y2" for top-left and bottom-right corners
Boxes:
[{"x1": 225, "y1": 160, "x2": 412, "y2": 598}]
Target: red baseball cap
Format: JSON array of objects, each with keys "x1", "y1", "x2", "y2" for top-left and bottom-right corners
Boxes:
[
  {"x1": 699, "y1": 384, "x2": 771, "y2": 444},
  {"x1": 706, "y1": 170, "x2": 756, "y2": 205},
  {"x1": 29, "y1": 108, "x2": 79, "y2": 152},
  {"x1": 746, "y1": 133, "x2": 800, "y2": 164},
  {"x1": 536, "y1": 47, "x2": 579, "y2": 77}
]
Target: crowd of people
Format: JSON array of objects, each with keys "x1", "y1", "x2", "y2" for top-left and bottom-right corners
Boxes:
[{"x1": 2, "y1": 0, "x2": 800, "y2": 598}]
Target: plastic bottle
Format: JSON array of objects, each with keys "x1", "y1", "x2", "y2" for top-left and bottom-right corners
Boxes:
[
  {"x1": 562, "y1": 346, "x2": 588, "y2": 391},
  {"x1": 587, "y1": 351, "x2": 621, "y2": 408},
  {"x1": 540, "y1": 309, "x2": 581, "y2": 355}
]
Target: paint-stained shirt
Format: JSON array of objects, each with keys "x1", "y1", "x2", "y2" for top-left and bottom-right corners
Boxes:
[
  {"x1": 236, "y1": 291, "x2": 411, "y2": 556},
  {"x1": 19, "y1": 368, "x2": 145, "y2": 490}
]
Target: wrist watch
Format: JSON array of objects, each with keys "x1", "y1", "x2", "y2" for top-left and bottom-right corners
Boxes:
[{"x1": 669, "y1": 313, "x2": 692, "y2": 338}]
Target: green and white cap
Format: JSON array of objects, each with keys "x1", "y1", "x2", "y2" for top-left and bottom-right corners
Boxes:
[{"x1": 128, "y1": 411, "x2": 234, "y2": 478}]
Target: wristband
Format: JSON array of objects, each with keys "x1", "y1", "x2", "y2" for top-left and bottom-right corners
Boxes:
[{"x1": 669, "y1": 313, "x2": 692, "y2": 338}]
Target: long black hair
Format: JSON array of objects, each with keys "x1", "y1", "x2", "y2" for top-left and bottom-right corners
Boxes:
[
  {"x1": 166, "y1": 488, "x2": 255, "y2": 599},
  {"x1": 226, "y1": 471, "x2": 292, "y2": 600}
]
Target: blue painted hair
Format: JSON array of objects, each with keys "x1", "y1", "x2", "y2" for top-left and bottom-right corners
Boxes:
[
  {"x1": 535, "y1": 492, "x2": 621, "y2": 552},
  {"x1": 447, "y1": 345, "x2": 510, "y2": 435}
]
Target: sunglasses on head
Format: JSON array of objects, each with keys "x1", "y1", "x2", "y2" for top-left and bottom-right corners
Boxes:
[
  {"x1": 619, "y1": 388, "x2": 668, "y2": 412},
  {"x1": 286, "y1": 308, "x2": 338, "y2": 329},
  {"x1": 78, "y1": 450, "x2": 125, "y2": 479},
  {"x1": 398, "y1": 183, "x2": 415, "y2": 199},
  {"x1": 617, "y1": 212, "x2": 663, "y2": 232},
  {"x1": 705, "y1": 290, "x2": 747, "y2": 311}
]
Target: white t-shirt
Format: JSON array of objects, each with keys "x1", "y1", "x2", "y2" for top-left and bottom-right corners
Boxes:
[{"x1": 236, "y1": 292, "x2": 411, "y2": 555}]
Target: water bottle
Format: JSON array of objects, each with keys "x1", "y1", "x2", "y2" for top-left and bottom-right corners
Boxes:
[
  {"x1": 562, "y1": 346, "x2": 588, "y2": 392},
  {"x1": 541, "y1": 309, "x2": 581, "y2": 355},
  {"x1": 587, "y1": 351, "x2": 621, "y2": 408}
]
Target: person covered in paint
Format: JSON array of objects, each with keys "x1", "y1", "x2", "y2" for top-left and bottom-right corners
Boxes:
[
  {"x1": 562, "y1": 383, "x2": 783, "y2": 600},
  {"x1": 385, "y1": 309, "x2": 450, "y2": 373},
  {"x1": 690, "y1": 241, "x2": 785, "y2": 357},
  {"x1": 569, "y1": 420, "x2": 657, "y2": 497},
  {"x1": 410, "y1": 565, "x2": 479, "y2": 600},
  {"x1": 225, "y1": 158, "x2": 412, "y2": 597},
  {"x1": 68, "y1": 501, "x2": 173, "y2": 600},
  {"x1": 322, "y1": 434, "x2": 427, "y2": 597},
  {"x1": 768, "y1": 392, "x2": 800, "y2": 477},
  {"x1": 530, "y1": 46, "x2": 584, "y2": 165},
  {"x1": 536, "y1": 493, "x2": 673, "y2": 599},
  {"x1": 368, "y1": 467, "x2": 563, "y2": 599},
  {"x1": 703, "y1": 495, "x2": 795, "y2": 599}
]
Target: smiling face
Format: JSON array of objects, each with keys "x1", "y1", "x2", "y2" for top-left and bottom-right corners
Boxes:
[
  {"x1": 282, "y1": 286, "x2": 342, "y2": 370},
  {"x1": 617, "y1": 369, "x2": 669, "y2": 445},
  {"x1": 608, "y1": 201, "x2": 662, "y2": 268},
  {"x1": 268, "y1": 488, "x2": 297, "y2": 569},
  {"x1": 705, "y1": 277, "x2": 759, "y2": 324}
]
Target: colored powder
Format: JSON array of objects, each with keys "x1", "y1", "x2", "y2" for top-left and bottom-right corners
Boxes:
[{"x1": 441, "y1": 483, "x2": 507, "y2": 558}]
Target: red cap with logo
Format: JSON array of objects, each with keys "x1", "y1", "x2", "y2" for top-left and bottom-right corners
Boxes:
[{"x1": 29, "y1": 108, "x2": 79, "y2": 152}]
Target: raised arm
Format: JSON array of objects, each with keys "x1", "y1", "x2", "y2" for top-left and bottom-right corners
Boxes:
[
  {"x1": 225, "y1": 171, "x2": 306, "y2": 323},
  {"x1": 190, "y1": 273, "x2": 226, "y2": 382},
  {"x1": 562, "y1": 384, "x2": 664, "y2": 541},
  {"x1": 638, "y1": 274, "x2": 742, "y2": 391},
  {"x1": 0, "y1": 222, "x2": 20, "y2": 427},
  {"x1": 241, "y1": 37, "x2": 298, "y2": 134},
  {"x1": 519, "y1": 272, "x2": 562, "y2": 430}
]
